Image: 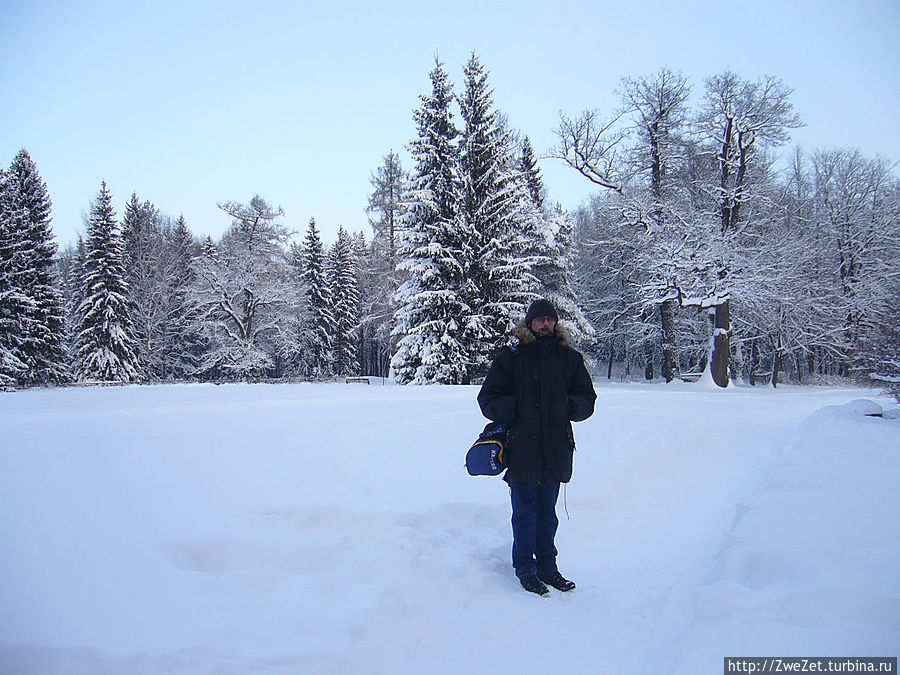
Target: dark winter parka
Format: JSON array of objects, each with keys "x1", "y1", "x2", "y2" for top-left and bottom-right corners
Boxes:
[{"x1": 477, "y1": 321, "x2": 597, "y2": 486}]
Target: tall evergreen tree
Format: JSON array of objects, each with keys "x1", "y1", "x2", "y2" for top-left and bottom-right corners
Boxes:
[
  {"x1": 513, "y1": 137, "x2": 558, "y2": 311},
  {"x1": 276, "y1": 240, "x2": 312, "y2": 379},
  {"x1": 328, "y1": 226, "x2": 361, "y2": 377},
  {"x1": 164, "y1": 214, "x2": 201, "y2": 379},
  {"x1": 392, "y1": 57, "x2": 471, "y2": 384},
  {"x1": 58, "y1": 236, "x2": 88, "y2": 360},
  {"x1": 535, "y1": 205, "x2": 594, "y2": 346},
  {"x1": 0, "y1": 168, "x2": 29, "y2": 386},
  {"x1": 121, "y1": 193, "x2": 167, "y2": 379},
  {"x1": 73, "y1": 182, "x2": 140, "y2": 382},
  {"x1": 200, "y1": 235, "x2": 217, "y2": 259},
  {"x1": 459, "y1": 53, "x2": 530, "y2": 373},
  {"x1": 299, "y1": 217, "x2": 335, "y2": 378},
  {"x1": 1, "y1": 150, "x2": 68, "y2": 385},
  {"x1": 498, "y1": 151, "x2": 549, "y2": 304},
  {"x1": 520, "y1": 135, "x2": 545, "y2": 210},
  {"x1": 350, "y1": 231, "x2": 383, "y2": 376}
]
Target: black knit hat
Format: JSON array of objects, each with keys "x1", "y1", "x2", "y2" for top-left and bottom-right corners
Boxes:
[{"x1": 525, "y1": 299, "x2": 558, "y2": 326}]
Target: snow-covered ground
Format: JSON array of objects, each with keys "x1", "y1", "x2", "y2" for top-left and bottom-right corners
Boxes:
[{"x1": 1, "y1": 381, "x2": 897, "y2": 674}]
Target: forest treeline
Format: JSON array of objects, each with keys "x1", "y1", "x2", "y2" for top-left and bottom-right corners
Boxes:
[{"x1": 2, "y1": 56, "x2": 898, "y2": 397}]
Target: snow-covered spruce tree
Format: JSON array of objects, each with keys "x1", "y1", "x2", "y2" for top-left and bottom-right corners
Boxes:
[
  {"x1": 58, "y1": 236, "x2": 88, "y2": 362},
  {"x1": 0, "y1": 168, "x2": 29, "y2": 386},
  {"x1": 190, "y1": 196, "x2": 293, "y2": 381},
  {"x1": 200, "y1": 235, "x2": 216, "y2": 259},
  {"x1": 53, "y1": 242, "x2": 75, "y2": 363},
  {"x1": 1, "y1": 150, "x2": 68, "y2": 385},
  {"x1": 458, "y1": 53, "x2": 533, "y2": 376},
  {"x1": 191, "y1": 236, "x2": 221, "y2": 379},
  {"x1": 392, "y1": 57, "x2": 471, "y2": 385},
  {"x1": 277, "y1": 241, "x2": 308, "y2": 378},
  {"x1": 520, "y1": 135, "x2": 545, "y2": 209},
  {"x1": 328, "y1": 226, "x2": 361, "y2": 377},
  {"x1": 122, "y1": 199, "x2": 202, "y2": 381},
  {"x1": 503, "y1": 159, "x2": 550, "y2": 303},
  {"x1": 350, "y1": 231, "x2": 384, "y2": 376},
  {"x1": 538, "y1": 205, "x2": 595, "y2": 346},
  {"x1": 512, "y1": 136, "x2": 594, "y2": 347},
  {"x1": 73, "y1": 182, "x2": 140, "y2": 383},
  {"x1": 121, "y1": 193, "x2": 169, "y2": 380},
  {"x1": 298, "y1": 217, "x2": 335, "y2": 379},
  {"x1": 163, "y1": 215, "x2": 202, "y2": 380},
  {"x1": 354, "y1": 233, "x2": 383, "y2": 377}
]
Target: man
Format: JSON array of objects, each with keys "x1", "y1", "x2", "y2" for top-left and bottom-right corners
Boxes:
[{"x1": 478, "y1": 299, "x2": 596, "y2": 596}]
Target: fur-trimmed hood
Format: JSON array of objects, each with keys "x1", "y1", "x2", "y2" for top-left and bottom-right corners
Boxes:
[{"x1": 514, "y1": 319, "x2": 570, "y2": 346}]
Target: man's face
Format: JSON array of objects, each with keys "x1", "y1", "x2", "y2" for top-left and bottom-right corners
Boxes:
[{"x1": 529, "y1": 315, "x2": 557, "y2": 337}]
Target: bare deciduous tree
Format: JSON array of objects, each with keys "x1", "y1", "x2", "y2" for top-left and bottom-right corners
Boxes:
[{"x1": 190, "y1": 196, "x2": 294, "y2": 380}]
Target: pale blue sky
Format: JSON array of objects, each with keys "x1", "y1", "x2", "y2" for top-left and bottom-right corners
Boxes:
[{"x1": 2, "y1": 0, "x2": 898, "y2": 248}]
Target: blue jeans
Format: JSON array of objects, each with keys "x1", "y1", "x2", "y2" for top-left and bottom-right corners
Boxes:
[{"x1": 510, "y1": 483, "x2": 560, "y2": 579}]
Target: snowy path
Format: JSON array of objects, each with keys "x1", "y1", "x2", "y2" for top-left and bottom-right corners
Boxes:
[{"x1": 1, "y1": 382, "x2": 897, "y2": 674}]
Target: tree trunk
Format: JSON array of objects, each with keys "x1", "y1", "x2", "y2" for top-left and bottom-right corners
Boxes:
[
  {"x1": 709, "y1": 301, "x2": 730, "y2": 388},
  {"x1": 772, "y1": 339, "x2": 781, "y2": 388},
  {"x1": 644, "y1": 340, "x2": 654, "y2": 381},
  {"x1": 749, "y1": 340, "x2": 759, "y2": 386},
  {"x1": 659, "y1": 299, "x2": 680, "y2": 382},
  {"x1": 607, "y1": 342, "x2": 614, "y2": 380},
  {"x1": 730, "y1": 338, "x2": 743, "y2": 383}
]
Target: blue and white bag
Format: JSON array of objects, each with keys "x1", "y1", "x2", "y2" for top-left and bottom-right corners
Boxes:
[{"x1": 465, "y1": 421, "x2": 508, "y2": 476}]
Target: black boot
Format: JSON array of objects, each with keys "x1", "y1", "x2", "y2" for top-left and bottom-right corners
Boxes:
[
  {"x1": 519, "y1": 575, "x2": 550, "y2": 596},
  {"x1": 538, "y1": 570, "x2": 575, "y2": 592}
]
